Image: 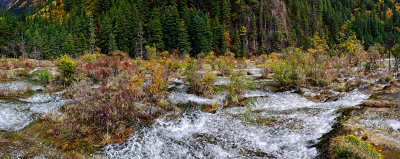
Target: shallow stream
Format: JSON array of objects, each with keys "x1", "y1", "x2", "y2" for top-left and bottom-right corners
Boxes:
[{"x1": 104, "y1": 87, "x2": 369, "y2": 158}]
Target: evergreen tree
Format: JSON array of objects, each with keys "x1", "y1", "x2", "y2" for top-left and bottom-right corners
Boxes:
[
  {"x1": 221, "y1": 0, "x2": 231, "y2": 28},
  {"x1": 176, "y1": 20, "x2": 191, "y2": 54},
  {"x1": 30, "y1": 30, "x2": 43, "y2": 59},
  {"x1": 108, "y1": 32, "x2": 117, "y2": 54},
  {"x1": 249, "y1": 12, "x2": 258, "y2": 54},
  {"x1": 20, "y1": 35, "x2": 27, "y2": 59},
  {"x1": 0, "y1": 19, "x2": 10, "y2": 49},
  {"x1": 88, "y1": 17, "x2": 96, "y2": 54},
  {"x1": 98, "y1": 13, "x2": 113, "y2": 54},
  {"x1": 76, "y1": 33, "x2": 87, "y2": 55},
  {"x1": 115, "y1": 1, "x2": 140, "y2": 57},
  {"x1": 185, "y1": 10, "x2": 213, "y2": 55},
  {"x1": 146, "y1": 8, "x2": 164, "y2": 50},
  {"x1": 232, "y1": 29, "x2": 241, "y2": 56},
  {"x1": 62, "y1": 34, "x2": 76, "y2": 56},
  {"x1": 162, "y1": 5, "x2": 191, "y2": 53}
]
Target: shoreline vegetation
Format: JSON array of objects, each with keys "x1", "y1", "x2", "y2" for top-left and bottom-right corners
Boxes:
[{"x1": 0, "y1": 38, "x2": 400, "y2": 158}]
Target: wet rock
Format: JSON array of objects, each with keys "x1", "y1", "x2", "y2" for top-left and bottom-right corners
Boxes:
[
  {"x1": 169, "y1": 78, "x2": 184, "y2": 85},
  {"x1": 345, "y1": 80, "x2": 363, "y2": 92},
  {"x1": 300, "y1": 89, "x2": 343, "y2": 102},
  {"x1": 359, "y1": 100, "x2": 396, "y2": 108},
  {"x1": 382, "y1": 81, "x2": 400, "y2": 94}
]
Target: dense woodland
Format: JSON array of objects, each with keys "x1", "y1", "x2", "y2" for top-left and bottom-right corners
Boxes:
[{"x1": 0, "y1": 0, "x2": 399, "y2": 59}]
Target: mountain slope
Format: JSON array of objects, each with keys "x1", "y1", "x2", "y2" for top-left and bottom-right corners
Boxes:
[{"x1": 0, "y1": 0, "x2": 46, "y2": 14}]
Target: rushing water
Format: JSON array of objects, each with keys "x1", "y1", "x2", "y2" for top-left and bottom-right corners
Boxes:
[
  {"x1": 105, "y1": 87, "x2": 369, "y2": 158},
  {"x1": 0, "y1": 82, "x2": 68, "y2": 132}
]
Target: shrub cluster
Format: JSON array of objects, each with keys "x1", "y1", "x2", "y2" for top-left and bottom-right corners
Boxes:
[
  {"x1": 329, "y1": 135, "x2": 382, "y2": 159},
  {"x1": 44, "y1": 54, "x2": 178, "y2": 147},
  {"x1": 57, "y1": 55, "x2": 76, "y2": 83}
]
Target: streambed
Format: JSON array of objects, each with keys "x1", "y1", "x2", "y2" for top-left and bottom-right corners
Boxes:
[
  {"x1": 105, "y1": 87, "x2": 369, "y2": 158},
  {"x1": 0, "y1": 82, "x2": 67, "y2": 132}
]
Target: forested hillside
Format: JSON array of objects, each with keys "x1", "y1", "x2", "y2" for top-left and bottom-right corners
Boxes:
[{"x1": 0, "y1": 0, "x2": 399, "y2": 59}]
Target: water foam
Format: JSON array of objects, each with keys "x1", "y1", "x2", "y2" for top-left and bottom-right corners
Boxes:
[
  {"x1": 105, "y1": 90, "x2": 368, "y2": 158},
  {"x1": 0, "y1": 90, "x2": 67, "y2": 131}
]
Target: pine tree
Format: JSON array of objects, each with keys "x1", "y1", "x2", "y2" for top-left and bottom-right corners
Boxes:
[
  {"x1": 50, "y1": 35, "x2": 60, "y2": 58},
  {"x1": 88, "y1": 17, "x2": 96, "y2": 54},
  {"x1": 107, "y1": 32, "x2": 117, "y2": 54},
  {"x1": 30, "y1": 30, "x2": 43, "y2": 59},
  {"x1": 221, "y1": 0, "x2": 231, "y2": 28},
  {"x1": 136, "y1": 22, "x2": 145, "y2": 58},
  {"x1": 114, "y1": 1, "x2": 140, "y2": 57},
  {"x1": 76, "y1": 33, "x2": 87, "y2": 55},
  {"x1": 232, "y1": 29, "x2": 241, "y2": 56},
  {"x1": 176, "y1": 20, "x2": 191, "y2": 54},
  {"x1": 146, "y1": 8, "x2": 164, "y2": 50},
  {"x1": 249, "y1": 12, "x2": 258, "y2": 54},
  {"x1": 185, "y1": 10, "x2": 213, "y2": 55},
  {"x1": 20, "y1": 35, "x2": 27, "y2": 59},
  {"x1": 162, "y1": 5, "x2": 191, "y2": 53},
  {"x1": 42, "y1": 36, "x2": 51, "y2": 59},
  {"x1": 137, "y1": 0, "x2": 151, "y2": 23},
  {"x1": 98, "y1": 13, "x2": 113, "y2": 53},
  {"x1": 0, "y1": 19, "x2": 10, "y2": 49},
  {"x1": 62, "y1": 34, "x2": 76, "y2": 56}
]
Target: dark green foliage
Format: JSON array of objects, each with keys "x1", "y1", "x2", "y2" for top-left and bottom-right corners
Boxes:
[
  {"x1": 184, "y1": 9, "x2": 213, "y2": 55},
  {"x1": 0, "y1": 0, "x2": 398, "y2": 59},
  {"x1": 145, "y1": 8, "x2": 164, "y2": 50},
  {"x1": 114, "y1": 1, "x2": 141, "y2": 57},
  {"x1": 62, "y1": 34, "x2": 76, "y2": 57},
  {"x1": 0, "y1": 18, "x2": 10, "y2": 49},
  {"x1": 162, "y1": 5, "x2": 191, "y2": 53}
]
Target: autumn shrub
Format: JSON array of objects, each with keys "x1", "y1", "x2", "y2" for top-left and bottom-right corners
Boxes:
[
  {"x1": 183, "y1": 56, "x2": 217, "y2": 98},
  {"x1": 204, "y1": 52, "x2": 217, "y2": 71},
  {"x1": 366, "y1": 44, "x2": 384, "y2": 71},
  {"x1": 216, "y1": 58, "x2": 233, "y2": 76},
  {"x1": 81, "y1": 53, "x2": 106, "y2": 64},
  {"x1": 83, "y1": 56, "x2": 127, "y2": 82},
  {"x1": 111, "y1": 50, "x2": 131, "y2": 60},
  {"x1": 57, "y1": 55, "x2": 76, "y2": 83},
  {"x1": 184, "y1": 56, "x2": 203, "y2": 94},
  {"x1": 37, "y1": 60, "x2": 55, "y2": 67},
  {"x1": 145, "y1": 60, "x2": 172, "y2": 102},
  {"x1": 392, "y1": 44, "x2": 400, "y2": 72},
  {"x1": 329, "y1": 135, "x2": 382, "y2": 159},
  {"x1": 38, "y1": 70, "x2": 53, "y2": 84},
  {"x1": 145, "y1": 45, "x2": 157, "y2": 60},
  {"x1": 269, "y1": 49, "x2": 305, "y2": 90},
  {"x1": 225, "y1": 71, "x2": 250, "y2": 106},
  {"x1": 45, "y1": 56, "x2": 178, "y2": 146},
  {"x1": 270, "y1": 60, "x2": 299, "y2": 90}
]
